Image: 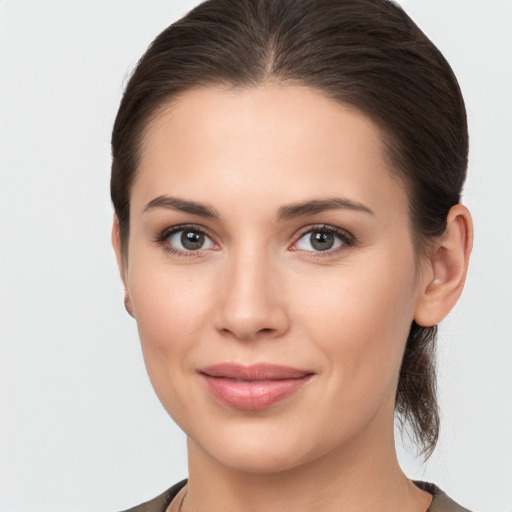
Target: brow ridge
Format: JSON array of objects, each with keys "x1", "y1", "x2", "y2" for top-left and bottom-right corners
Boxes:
[
  {"x1": 143, "y1": 195, "x2": 373, "y2": 220},
  {"x1": 277, "y1": 197, "x2": 374, "y2": 220},
  {"x1": 143, "y1": 195, "x2": 219, "y2": 218}
]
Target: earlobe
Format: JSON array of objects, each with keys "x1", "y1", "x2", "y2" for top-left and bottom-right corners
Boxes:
[
  {"x1": 414, "y1": 204, "x2": 473, "y2": 327},
  {"x1": 124, "y1": 294, "x2": 135, "y2": 318},
  {"x1": 111, "y1": 216, "x2": 135, "y2": 318}
]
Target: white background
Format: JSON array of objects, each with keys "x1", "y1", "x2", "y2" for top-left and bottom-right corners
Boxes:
[{"x1": 0, "y1": 1, "x2": 511, "y2": 511}]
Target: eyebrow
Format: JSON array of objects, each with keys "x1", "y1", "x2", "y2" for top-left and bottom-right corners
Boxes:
[
  {"x1": 143, "y1": 195, "x2": 220, "y2": 218},
  {"x1": 143, "y1": 195, "x2": 374, "y2": 220},
  {"x1": 277, "y1": 197, "x2": 374, "y2": 220}
]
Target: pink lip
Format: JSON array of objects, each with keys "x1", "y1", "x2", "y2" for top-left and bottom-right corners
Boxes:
[{"x1": 199, "y1": 363, "x2": 314, "y2": 410}]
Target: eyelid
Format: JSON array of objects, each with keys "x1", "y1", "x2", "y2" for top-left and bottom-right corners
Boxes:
[
  {"x1": 154, "y1": 223, "x2": 219, "y2": 256},
  {"x1": 153, "y1": 222, "x2": 356, "y2": 257},
  {"x1": 289, "y1": 224, "x2": 356, "y2": 254}
]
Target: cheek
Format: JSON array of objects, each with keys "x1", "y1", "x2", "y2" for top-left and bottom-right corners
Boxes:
[
  {"x1": 126, "y1": 262, "x2": 223, "y2": 433},
  {"x1": 294, "y1": 253, "x2": 418, "y2": 390},
  {"x1": 126, "y1": 257, "x2": 215, "y2": 382}
]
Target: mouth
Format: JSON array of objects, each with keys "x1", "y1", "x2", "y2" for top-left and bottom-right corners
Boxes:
[{"x1": 198, "y1": 363, "x2": 315, "y2": 410}]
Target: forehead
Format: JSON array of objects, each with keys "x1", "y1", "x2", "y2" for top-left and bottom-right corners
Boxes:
[{"x1": 134, "y1": 83, "x2": 407, "y2": 219}]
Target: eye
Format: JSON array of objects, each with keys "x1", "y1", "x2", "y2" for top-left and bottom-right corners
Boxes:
[
  {"x1": 157, "y1": 226, "x2": 217, "y2": 255},
  {"x1": 293, "y1": 226, "x2": 352, "y2": 253}
]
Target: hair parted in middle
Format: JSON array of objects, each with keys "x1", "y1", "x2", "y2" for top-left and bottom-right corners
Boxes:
[{"x1": 111, "y1": 0, "x2": 468, "y2": 458}]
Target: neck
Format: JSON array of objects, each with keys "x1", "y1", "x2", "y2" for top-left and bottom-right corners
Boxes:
[{"x1": 183, "y1": 416, "x2": 432, "y2": 512}]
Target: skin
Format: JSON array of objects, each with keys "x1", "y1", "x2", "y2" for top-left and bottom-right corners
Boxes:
[{"x1": 113, "y1": 83, "x2": 472, "y2": 512}]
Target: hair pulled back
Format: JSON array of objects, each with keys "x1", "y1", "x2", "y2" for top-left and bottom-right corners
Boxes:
[{"x1": 111, "y1": 0, "x2": 468, "y2": 458}]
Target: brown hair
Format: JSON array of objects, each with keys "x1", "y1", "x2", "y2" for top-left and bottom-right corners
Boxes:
[{"x1": 111, "y1": 0, "x2": 468, "y2": 458}]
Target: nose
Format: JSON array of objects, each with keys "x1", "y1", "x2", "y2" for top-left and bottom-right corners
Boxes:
[{"x1": 213, "y1": 250, "x2": 290, "y2": 341}]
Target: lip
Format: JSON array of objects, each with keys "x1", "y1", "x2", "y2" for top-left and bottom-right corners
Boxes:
[{"x1": 198, "y1": 363, "x2": 314, "y2": 410}]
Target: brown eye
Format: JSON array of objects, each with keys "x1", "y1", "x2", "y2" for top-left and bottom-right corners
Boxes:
[
  {"x1": 166, "y1": 228, "x2": 216, "y2": 253},
  {"x1": 181, "y1": 230, "x2": 205, "y2": 250},
  {"x1": 294, "y1": 227, "x2": 348, "y2": 253},
  {"x1": 310, "y1": 231, "x2": 335, "y2": 251}
]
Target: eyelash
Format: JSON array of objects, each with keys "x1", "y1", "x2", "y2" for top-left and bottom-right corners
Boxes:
[
  {"x1": 291, "y1": 224, "x2": 356, "y2": 256},
  {"x1": 154, "y1": 224, "x2": 218, "y2": 257},
  {"x1": 154, "y1": 223, "x2": 356, "y2": 257}
]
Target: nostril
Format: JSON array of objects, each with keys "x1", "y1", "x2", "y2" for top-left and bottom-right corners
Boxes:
[
  {"x1": 213, "y1": 281, "x2": 290, "y2": 340},
  {"x1": 218, "y1": 325, "x2": 282, "y2": 341}
]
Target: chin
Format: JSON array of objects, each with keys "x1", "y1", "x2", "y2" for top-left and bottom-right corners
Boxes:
[
  {"x1": 186, "y1": 417, "x2": 337, "y2": 476},
  {"x1": 205, "y1": 442, "x2": 312, "y2": 474}
]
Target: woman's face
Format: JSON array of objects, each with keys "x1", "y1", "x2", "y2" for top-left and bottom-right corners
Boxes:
[{"x1": 117, "y1": 84, "x2": 430, "y2": 473}]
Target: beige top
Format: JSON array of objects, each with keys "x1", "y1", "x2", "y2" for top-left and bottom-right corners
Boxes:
[
  {"x1": 121, "y1": 479, "x2": 472, "y2": 512},
  {"x1": 166, "y1": 485, "x2": 186, "y2": 512}
]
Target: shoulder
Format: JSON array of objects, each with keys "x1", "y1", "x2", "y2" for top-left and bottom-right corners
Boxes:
[
  {"x1": 118, "y1": 480, "x2": 187, "y2": 512},
  {"x1": 119, "y1": 479, "x2": 473, "y2": 512},
  {"x1": 415, "y1": 481, "x2": 472, "y2": 512}
]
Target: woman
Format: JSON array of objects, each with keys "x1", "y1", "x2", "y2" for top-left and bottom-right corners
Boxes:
[{"x1": 110, "y1": 0, "x2": 473, "y2": 510}]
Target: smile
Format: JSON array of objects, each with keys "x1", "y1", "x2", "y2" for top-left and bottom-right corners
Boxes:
[{"x1": 198, "y1": 363, "x2": 314, "y2": 410}]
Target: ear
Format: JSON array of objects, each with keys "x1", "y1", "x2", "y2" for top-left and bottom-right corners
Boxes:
[
  {"x1": 414, "y1": 204, "x2": 473, "y2": 327},
  {"x1": 111, "y1": 216, "x2": 134, "y2": 318}
]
